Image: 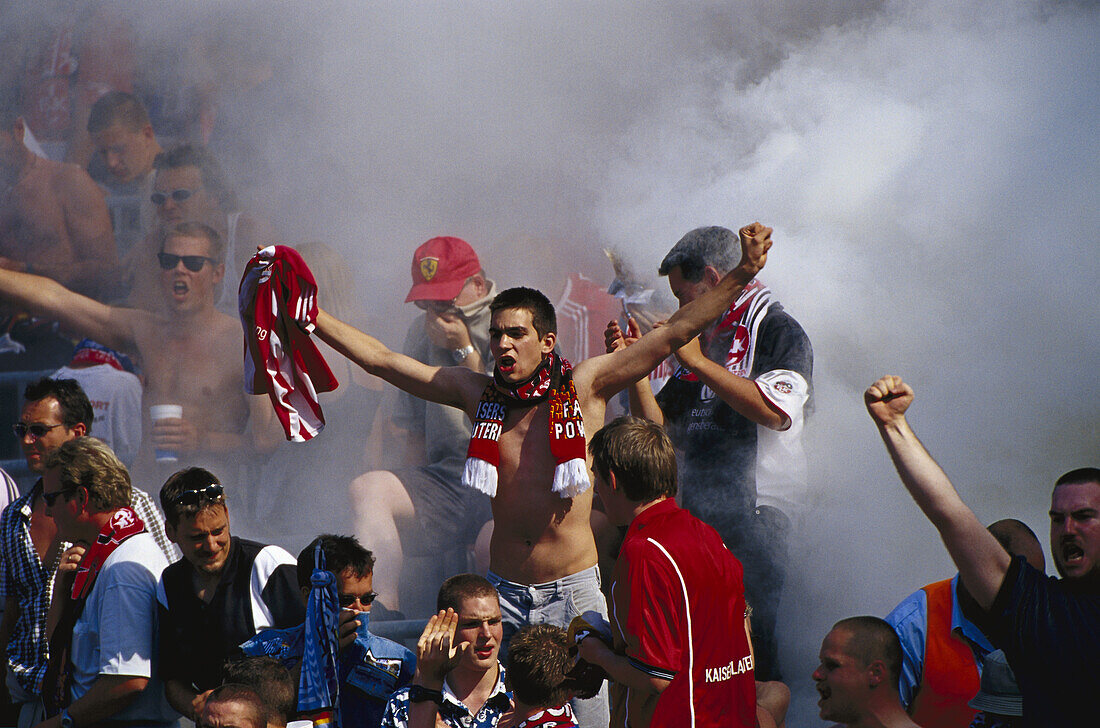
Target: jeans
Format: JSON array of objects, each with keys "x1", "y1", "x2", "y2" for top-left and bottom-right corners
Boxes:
[{"x1": 488, "y1": 565, "x2": 610, "y2": 728}]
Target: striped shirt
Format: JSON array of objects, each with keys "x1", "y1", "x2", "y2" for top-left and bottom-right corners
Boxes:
[{"x1": 0, "y1": 480, "x2": 177, "y2": 694}]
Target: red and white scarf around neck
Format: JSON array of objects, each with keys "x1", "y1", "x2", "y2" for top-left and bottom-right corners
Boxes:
[
  {"x1": 463, "y1": 352, "x2": 590, "y2": 499},
  {"x1": 674, "y1": 278, "x2": 772, "y2": 381}
]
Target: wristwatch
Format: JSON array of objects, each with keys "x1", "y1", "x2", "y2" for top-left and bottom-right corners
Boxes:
[
  {"x1": 408, "y1": 684, "x2": 445, "y2": 706},
  {"x1": 59, "y1": 708, "x2": 75, "y2": 728},
  {"x1": 452, "y1": 345, "x2": 476, "y2": 363}
]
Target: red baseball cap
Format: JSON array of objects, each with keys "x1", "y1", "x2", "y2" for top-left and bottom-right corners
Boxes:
[{"x1": 405, "y1": 236, "x2": 481, "y2": 303}]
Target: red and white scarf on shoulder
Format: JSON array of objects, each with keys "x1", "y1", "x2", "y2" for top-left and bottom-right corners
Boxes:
[
  {"x1": 463, "y1": 352, "x2": 590, "y2": 499},
  {"x1": 674, "y1": 278, "x2": 772, "y2": 381}
]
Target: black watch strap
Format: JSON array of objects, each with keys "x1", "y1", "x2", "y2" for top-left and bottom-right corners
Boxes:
[{"x1": 408, "y1": 685, "x2": 445, "y2": 706}]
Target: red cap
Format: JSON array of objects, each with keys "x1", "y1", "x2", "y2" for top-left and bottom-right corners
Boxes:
[{"x1": 405, "y1": 236, "x2": 481, "y2": 303}]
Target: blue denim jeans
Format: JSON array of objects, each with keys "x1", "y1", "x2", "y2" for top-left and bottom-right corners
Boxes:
[{"x1": 488, "y1": 565, "x2": 610, "y2": 728}]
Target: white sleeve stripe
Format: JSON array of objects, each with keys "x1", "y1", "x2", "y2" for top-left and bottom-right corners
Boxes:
[
  {"x1": 250, "y1": 545, "x2": 297, "y2": 632},
  {"x1": 754, "y1": 369, "x2": 809, "y2": 430},
  {"x1": 646, "y1": 537, "x2": 695, "y2": 728}
]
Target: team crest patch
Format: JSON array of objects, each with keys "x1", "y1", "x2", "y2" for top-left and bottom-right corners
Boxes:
[
  {"x1": 774, "y1": 380, "x2": 793, "y2": 394},
  {"x1": 419, "y1": 257, "x2": 439, "y2": 281}
]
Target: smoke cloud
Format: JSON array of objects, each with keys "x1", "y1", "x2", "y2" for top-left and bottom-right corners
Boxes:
[{"x1": 7, "y1": 0, "x2": 1096, "y2": 718}]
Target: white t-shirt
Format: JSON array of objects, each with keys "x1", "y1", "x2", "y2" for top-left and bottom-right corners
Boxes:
[
  {"x1": 70, "y1": 531, "x2": 177, "y2": 723},
  {"x1": 52, "y1": 365, "x2": 143, "y2": 467}
]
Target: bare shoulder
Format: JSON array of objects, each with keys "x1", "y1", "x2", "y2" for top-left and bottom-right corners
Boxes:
[
  {"x1": 571, "y1": 351, "x2": 616, "y2": 401},
  {"x1": 50, "y1": 160, "x2": 104, "y2": 199}
]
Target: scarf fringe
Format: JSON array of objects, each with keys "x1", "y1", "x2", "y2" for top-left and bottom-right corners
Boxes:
[
  {"x1": 463, "y1": 456, "x2": 499, "y2": 497},
  {"x1": 552, "y1": 458, "x2": 591, "y2": 498}
]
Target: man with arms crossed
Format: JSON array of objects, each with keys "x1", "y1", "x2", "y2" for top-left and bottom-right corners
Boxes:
[
  {"x1": 312, "y1": 223, "x2": 772, "y2": 727},
  {"x1": 865, "y1": 375, "x2": 1100, "y2": 725}
]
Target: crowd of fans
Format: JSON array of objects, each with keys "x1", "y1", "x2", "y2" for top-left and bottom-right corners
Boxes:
[{"x1": 0, "y1": 5, "x2": 1095, "y2": 728}]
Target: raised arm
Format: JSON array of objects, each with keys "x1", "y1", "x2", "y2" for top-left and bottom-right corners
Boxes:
[
  {"x1": 0, "y1": 268, "x2": 138, "y2": 352},
  {"x1": 583, "y1": 223, "x2": 772, "y2": 400},
  {"x1": 865, "y1": 375, "x2": 1010, "y2": 609},
  {"x1": 314, "y1": 309, "x2": 485, "y2": 413}
]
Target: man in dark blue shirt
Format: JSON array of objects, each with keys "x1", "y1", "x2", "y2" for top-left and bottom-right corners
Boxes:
[{"x1": 866, "y1": 375, "x2": 1100, "y2": 726}]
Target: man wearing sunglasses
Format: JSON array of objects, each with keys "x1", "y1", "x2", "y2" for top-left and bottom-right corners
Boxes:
[
  {"x1": 156, "y1": 467, "x2": 304, "y2": 724},
  {"x1": 0, "y1": 221, "x2": 278, "y2": 496},
  {"x1": 0, "y1": 94, "x2": 118, "y2": 303},
  {"x1": 0, "y1": 378, "x2": 174, "y2": 728},
  {"x1": 350, "y1": 236, "x2": 496, "y2": 615},
  {"x1": 33, "y1": 437, "x2": 178, "y2": 728},
  {"x1": 240, "y1": 534, "x2": 416, "y2": 728},
  {"x1": 124, "y1": 143, "x2": 275, "y2": 316}
]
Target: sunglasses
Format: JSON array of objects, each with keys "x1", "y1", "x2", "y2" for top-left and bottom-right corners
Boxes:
[
  {"x1": 158, "y1": 253, "x2": 216, "y2": 272},
  {"x1": 13, "y1": 422, "x2": 63, "y2": 440},
  {"x1": 42, "y1": 487, "x2": 77, "y2": 507},
  {"x1": 338, "y1": 590, "x2": 379, "y2": 609},
  {"x1": 150, "y1": 188, "x2": 197, "y2": 206},
  {"x1": 172, "y1": 483, "x2": 225, "y2": 507}
]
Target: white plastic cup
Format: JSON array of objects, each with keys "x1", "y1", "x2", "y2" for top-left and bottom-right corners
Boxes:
[{"x1": 149, "y1": 404, "x2": 183, "y2": 463}]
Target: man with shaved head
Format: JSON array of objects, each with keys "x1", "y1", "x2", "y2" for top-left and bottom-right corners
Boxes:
[
  {"x1": 199, "y1": 684, "x2": 267, "y2": 728},
  {"x1": 812, "y1": 616, "x2": 919, "y2": 728},
  {"x1": 866, "y1": 375, "x2": 1100, "y2": 725}
]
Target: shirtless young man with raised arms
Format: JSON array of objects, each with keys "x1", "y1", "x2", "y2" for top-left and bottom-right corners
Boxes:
[
  {"x1": 0, "y1": 221, "x2": 272, "y2": 481},
  {"x1": 312, "y1": 222, "x2": 772, "y2": 727}
]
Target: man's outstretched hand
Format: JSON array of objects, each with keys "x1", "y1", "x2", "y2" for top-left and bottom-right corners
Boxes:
[
  {"x1": 414, "y1": 608, "x2": 469, "y2": 689},
  {"x1": 865, "y1": 375, "x2": 915, "y2": 428}
]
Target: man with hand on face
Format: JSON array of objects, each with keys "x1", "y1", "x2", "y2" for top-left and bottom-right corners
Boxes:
[
  {"x1": 865, "y1": 375, "x2": 1100, "y2": 726},
  {"x1": 350, "y1": 236, "x2": 495, "y2": 614},
  {"x1": 156, "y1": 468, "x2": 304, "y2": 723},
  {"x1": 239, "y1": 534, "x2": 416, "y2": 728},
  {"x1": 33, "y1": 437, "x2": 176, "y2": 728},
  {"x1": 383, "y1": 574, "x2": 511, "y2": 728},
  {"x1": 306, "y1": 222, "x2": 772, "y2": 728},
  {"x1": 812, "y1": 617, "x2": 919, "y2": 728}
]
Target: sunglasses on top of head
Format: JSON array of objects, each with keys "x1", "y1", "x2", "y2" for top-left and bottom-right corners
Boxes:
[
  {"x1": 157, "y1": 253, "x2": 216, "y2": 272},
  {"x1": 172, "y1": 483, "x2": 225, "y2": 507}
]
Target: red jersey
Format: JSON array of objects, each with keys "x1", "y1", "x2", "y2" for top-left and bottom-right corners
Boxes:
[{"x1": 609, "y1": 498, "x2": 754, "y2": 728}]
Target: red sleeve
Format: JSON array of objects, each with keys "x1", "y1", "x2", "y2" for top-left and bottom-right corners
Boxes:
[{"x1": 620, "y1": 538, "x2": 684, "y2": 675}]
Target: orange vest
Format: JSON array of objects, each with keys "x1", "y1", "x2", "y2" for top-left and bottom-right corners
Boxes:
[{"x1": 909, "y1": 579, "x2": 980, "y2": 728}]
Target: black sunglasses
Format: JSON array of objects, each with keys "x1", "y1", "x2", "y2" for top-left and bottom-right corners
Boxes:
[
  {"x1": 172, "y1": 483, "x2": 225, "y2": 507},
  {"x1": 42, "y1": 487, "x2": 78, "y2": 507},
  {"x1": 150, "y1": 188, "x2": 196, "y2": 206},
  {"x1": 157, "y1": 253, "x2": 216, "y2": 272},
  {"x1": 338, "y1": 590, "x2": 379, "y2": 609},
  {"x1": 13, "y1": 422, "x2": 63, "y2": 440}
]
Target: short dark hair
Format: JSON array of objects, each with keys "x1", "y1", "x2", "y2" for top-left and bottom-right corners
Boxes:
[
  {"x1": 490, "y1": 287, "x2": 557, "y2": 338},
  {"x1": 45, "y1": 437, "x2": 131, "y2": 512},
  {"x1": 987, "y1": 518, "x2": 1040, "y2": 555},
  {"x1": 24, "y1": 378, "x2": 94, "y2": 431},
  {"x1": 437, "y1": 573, "x2": 499, "y2": 613},
  {"x1": 297, "y1": 534, "x2": 376, "y2": 590},
  {"x1": 222, "y1": 657, "x2": 295, "y2": 727},
  {"x1": 1055, "y1": 467, "x2": 1100, "y2": 490},
  {"x1": 154, "y1": 142, "x2": 237, "y2": 211},
  {"x1": 588, "y1": 416, "x2": 677, "y2": 501},
  {"x1": 160, "y1": 221, "x2": 226, "y2": 264},
  {"x1": 203, "y1": 683, "x2": 266, "y2": 728},
  {"x1": 87, "y1": 91, "x2": 150, "y2": 134},
  {"x1": 507, "y1": 624, "x2": 573, "y2": 708},
  {"x1": 658, "y1": 226, "x2": 740, "y2": 281},
  {"x1": 159, "y1": 467, "x2": 225, "y2": 527},
  {"x1": 832, "y1": 616, "x2": 903, "y2": 686}
]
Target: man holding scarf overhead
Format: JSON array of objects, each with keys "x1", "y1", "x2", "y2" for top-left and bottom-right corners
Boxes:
[
  {"x1": 34, "y1": 437, "x2": 175, "y2": 728},
  {"x1": 274, "y1": 223, "x2": 772, "y2": 727}
]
